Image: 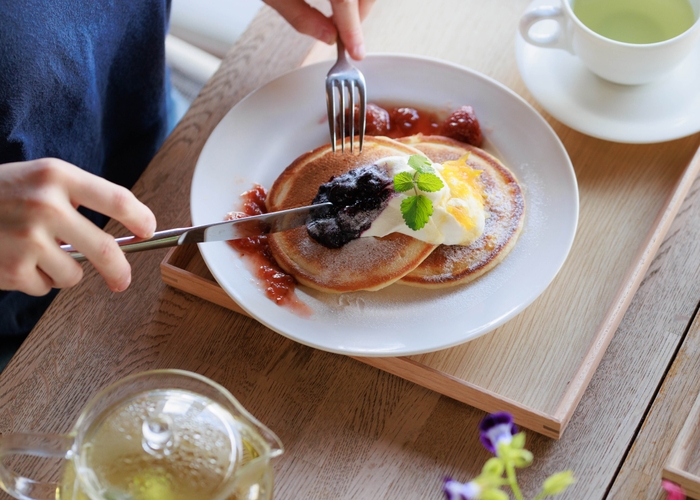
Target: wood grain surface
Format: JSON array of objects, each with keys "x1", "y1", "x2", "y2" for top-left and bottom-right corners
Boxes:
[
  {"x1": 661, "y1": 387, "x2": 700, "y2": 499},
  {"x1": 2, "y1": 1, "x2": 700, "y2": 499}
]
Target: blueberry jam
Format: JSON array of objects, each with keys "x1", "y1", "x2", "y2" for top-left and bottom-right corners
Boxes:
[{"x1": 307, "y1": 164, "x2": 394, "y2": 249}]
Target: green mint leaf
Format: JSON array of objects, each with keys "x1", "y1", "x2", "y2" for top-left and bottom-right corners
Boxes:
[
  {"x1": 400, "y1": 194, "x2": 433, "y2": 231},
  {"x1": 393, "y1": 171, "x2": 415, "y2": 192},
  {"x1": 407, "y1": 154, "x2": 435, "y2": 174},
  {"x1": 415, "y1": 172, "x2": 444, "y2": 192}
]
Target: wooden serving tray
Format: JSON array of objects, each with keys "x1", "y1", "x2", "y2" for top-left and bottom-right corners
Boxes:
[
  {"x1": 162, "y1": 134, "x2": 700, "y2": 439},
  {"x1": 663, "y1": 391, "x2": 700, "y2": 498},
  {"x1": 160, "y1": 17, "x2": 700, "y2": 438}
]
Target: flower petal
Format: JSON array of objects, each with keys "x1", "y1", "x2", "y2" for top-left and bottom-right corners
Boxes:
[
  {"x1": 479, "y1": 412, "x2": 518, "y2": 454},
  {"x1": 662, "y1": 480, "x2": 686, "y2": 500},
  {"x1": 442, "y1": 478, "x2": 481, "y2": 500}
]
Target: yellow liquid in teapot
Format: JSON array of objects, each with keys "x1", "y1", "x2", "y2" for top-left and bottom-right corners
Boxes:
[{"x1": 56, "y1": 389, "x2": 274, "y2": 500}]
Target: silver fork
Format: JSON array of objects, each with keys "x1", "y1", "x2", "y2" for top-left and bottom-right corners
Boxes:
[{"x1": 325, "y1": 38, "x2": 367, "y2": 153}]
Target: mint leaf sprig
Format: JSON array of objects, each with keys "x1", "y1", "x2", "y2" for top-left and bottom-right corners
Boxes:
[{"x1": 393, "y1": 155, "x2": 445, "y2": 231}]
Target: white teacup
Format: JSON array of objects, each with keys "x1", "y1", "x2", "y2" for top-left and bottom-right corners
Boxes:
[{"x1": 519, "y1": 0, "x2": 700, "y2": 85}]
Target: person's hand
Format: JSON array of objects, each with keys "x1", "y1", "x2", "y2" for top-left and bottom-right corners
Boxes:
[
  {"x1": 264, "y1": 0, "x2": 376, "y2": 60},
  {"x1": 0, "y1": 158, "x2": 156, "y2": 296}
]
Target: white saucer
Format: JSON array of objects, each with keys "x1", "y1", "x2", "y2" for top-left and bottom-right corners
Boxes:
[{"x1": 515, "y1": 1, "x2": 700, "y2": 144}]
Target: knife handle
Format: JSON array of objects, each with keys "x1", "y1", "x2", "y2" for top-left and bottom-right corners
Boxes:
[{"x1": 60, "y1": 228, "x2": 190, "y2": 262}]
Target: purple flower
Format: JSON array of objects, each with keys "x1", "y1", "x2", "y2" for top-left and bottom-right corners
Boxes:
[
  {"x1": 443, "y1": 478, "x2": 481, "y2": 500},
  {"x1": 479, "y1": 412, "x2": 517, "y2": 454}
]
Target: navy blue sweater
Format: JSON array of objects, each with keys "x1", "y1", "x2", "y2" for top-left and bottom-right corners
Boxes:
[{"x1": 1, "y1": 0, "x2": 172, "y2": 336}]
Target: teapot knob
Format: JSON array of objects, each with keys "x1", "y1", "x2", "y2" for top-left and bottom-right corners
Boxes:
[{"x1": 142, "y1": 414, "x2": 176, "y2": 456}]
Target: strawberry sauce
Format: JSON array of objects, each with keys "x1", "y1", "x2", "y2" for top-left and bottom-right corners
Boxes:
[
  {"x1": 226, "y1": 186, "x2": 311, "y2": 316},
  {"x1": 385, "y1": 106, "x2": 441, "y2": 138},
  {"x1": 347, "y1": 102, "x2": 483, "y2": 146}
]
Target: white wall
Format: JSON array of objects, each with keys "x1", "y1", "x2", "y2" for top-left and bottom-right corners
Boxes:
[{"x1": 170, "y1": 0, "x2": 264, "y2": 58}]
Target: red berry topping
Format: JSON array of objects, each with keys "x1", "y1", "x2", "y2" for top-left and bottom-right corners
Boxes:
[
  {"x1": 390, "y1": 107, "x2": 421, "y2": 135},
  {"x1": 440, "y1": 105, "x2": 483, "y2": 147},
  {"x1": 364, "y1": 103, "x2": 391, "y2": 136},
  {"x1": 343, "y1": 103, "x2": 392, "y2": 136}
]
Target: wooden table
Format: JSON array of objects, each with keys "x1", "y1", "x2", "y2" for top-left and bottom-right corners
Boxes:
[{"x1": 3, "y1": 1, "x2": 700, "y2": 498}]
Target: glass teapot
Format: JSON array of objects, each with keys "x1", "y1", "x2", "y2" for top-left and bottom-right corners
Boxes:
[{"x1": 0, "y1": 370, "x2": 283, "y2": 500}]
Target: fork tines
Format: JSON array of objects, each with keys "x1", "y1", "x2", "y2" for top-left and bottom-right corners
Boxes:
[{"x1": 325, "y1": 40, "x2": 367, "y2": 154}]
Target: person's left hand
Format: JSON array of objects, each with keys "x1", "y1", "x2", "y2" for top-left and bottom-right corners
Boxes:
[{"x1": 264, "y1": 0, "x2": 376, "y2": 60}]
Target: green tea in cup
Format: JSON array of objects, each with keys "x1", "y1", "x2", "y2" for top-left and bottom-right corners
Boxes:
[
  {"x1": 520, "y1": 0, "x2": 700, "y2": 84},
  {"x1": 573, "y1": 0, "x2": 696, "y2": 43}
]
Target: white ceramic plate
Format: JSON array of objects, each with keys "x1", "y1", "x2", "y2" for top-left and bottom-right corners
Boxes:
[
  {"x1": 516, "y1": 0, "x2": 700, "y2": 144},
  {"x1": 191, "y1": 54, "x2": 578, "y2": 357}
]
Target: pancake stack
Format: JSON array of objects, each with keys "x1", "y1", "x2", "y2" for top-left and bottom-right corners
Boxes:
[
  {"x1": 267, "y1": 135, "x2": 524, "y2": 293},
  {"x1": 266, "y1": 137, "x2": 437, "y2": 293}
]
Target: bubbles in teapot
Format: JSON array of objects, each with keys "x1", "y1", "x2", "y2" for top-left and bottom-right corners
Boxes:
[{"x1": 56, "y1": 389, "x2": 273, "y2": 500}]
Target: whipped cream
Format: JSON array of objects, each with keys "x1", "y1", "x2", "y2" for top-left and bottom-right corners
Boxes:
[{"x1": 362, "y1": 156, "x2": 486, "y2": 246}]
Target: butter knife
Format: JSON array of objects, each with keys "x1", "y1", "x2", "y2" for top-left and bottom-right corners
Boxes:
[{"x1": 61, "y1": 202, "x2": 332, "y2": 262}]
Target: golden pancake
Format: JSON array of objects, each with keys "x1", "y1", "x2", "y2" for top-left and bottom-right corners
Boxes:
[
  {"x1": 267, "y1": 137, "x2": 438, "y2": 293},
  {"x1": 397, "y1": 135, "x2": 525, "y2": 288}
]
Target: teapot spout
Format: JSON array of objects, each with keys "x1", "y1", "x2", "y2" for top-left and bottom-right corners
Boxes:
[
  {"x1": 224, "y1": 420, "x2": 282, "y2": 500},
  {"x1": 255, "y1": 422, "x2": 284, "y2": 459}
]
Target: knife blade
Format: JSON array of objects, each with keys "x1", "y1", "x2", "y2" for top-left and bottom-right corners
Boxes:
[{"x1": 61, "y1": 202, "x2": 332, "y2": 262}]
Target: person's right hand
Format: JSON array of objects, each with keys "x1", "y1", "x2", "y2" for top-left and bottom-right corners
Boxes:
[
  {"x1": 264, "y1": 0, "x2": 376, "y2": 60},
  {"x1": 0, "y1": 158, "x2": 156, "y2": 296}
]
